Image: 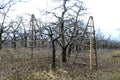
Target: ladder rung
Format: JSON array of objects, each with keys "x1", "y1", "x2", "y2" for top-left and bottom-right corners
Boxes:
[
  {"x1": 81, "y1": 44, "x2": 95, "y2": 47},
  {"x1": 81, "y1": 44, "x2": 89, "y2": 46},
  {"x1": 27, "y1": 46, "x2": 36, "y2": 48},
  {"x1": 79, "y1": 57, "x2": 95, "y2": 59},
  {"x1": 80, "y1": 51, "x2": 95, "y2": 53},
  {"x1": 75, "y1": 57, "x2": 89, "y2": 59},
  {"x1": 87, "y1": 25, "x2": 94, "y2": 27},
  {"x1": 28, "y1": 40, "x2": 43, "y2": 42},
  {"x1": 84, "y1": 38, "x2": 94, "y2": 40},
  {"x1": 74, "y1": 62, "x2": 97, "y2": 67},
  {"x1": 84, "y1": 32, "x2": 94, "y2": 34},
  {"x1": 74, "y1": 57, "x2": 97, "y2": 62},
  {"x1": 73, "y1": 63, "x2": 88, "y2": 65}
]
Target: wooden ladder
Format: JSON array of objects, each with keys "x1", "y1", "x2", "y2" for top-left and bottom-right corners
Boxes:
[
  {"x1": 74, "y1": 16, "x2": 98, "y2": 71},
  {"x1": 28, "y1": 14, "x2": 38, "y2": 58}
]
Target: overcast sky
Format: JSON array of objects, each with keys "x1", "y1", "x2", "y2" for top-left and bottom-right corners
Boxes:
[
  {"x1": 84, "y1": 0, "x2": 120, "y2": 40},
  {"x1": 12, "y1": 0, "x2": 120, "y2": 40}
]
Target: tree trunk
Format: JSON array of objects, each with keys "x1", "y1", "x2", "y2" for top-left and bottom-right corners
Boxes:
[
  {"x1": 52, "y1": 40, "x2": 56, "y2": 70},
  {"x1": 62, "y1": 47, "x2": 66, "y2": 62},
  {"x1": 12, "y1": 40, "x2": 16, "y2": 49},
  {"x1": 24, "y1": 35, "x2": 27, "y2": 48},
  {"x1": 0, "y1": 34, "x2": 2, "y2": 49},
  {"x1": 60, "y1": 0, "x2": 67, "y2": 62},
  {"x1": 67, "y1": 43, "x2": 72, "y2": 57},
  {"x1": 13, "y1": 41, "x2": 16, "y2": 48},
  {"x1": 61, "y1": 21, "x2": 67, "y2": 62},
  {"x1": 13, "y1": 34, "x2": 16, "y2": 49}
]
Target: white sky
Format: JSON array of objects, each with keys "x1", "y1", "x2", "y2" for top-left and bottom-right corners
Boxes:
[
  {"x1": 84, "y1": 0, "x2": 120, "y2": 40},
  {"x1": 12, "y1": 0, "x2": 120, "y2": 40}
]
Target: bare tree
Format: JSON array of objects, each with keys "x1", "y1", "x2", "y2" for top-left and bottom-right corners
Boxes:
[
  {"x1": 45, "y1": 23, "x2": 61, "y2": 70},
  {"x1": 18, "y1": 16, "x2": 28, "y2": 48},
  {"x1": 0, "y1": 0, "x2": 23, "y2": 49},
  {"x1": 44, "y1": 0, "x2": 87, "y2": 62},
  {"x1": 48, "y1": 0, "x2": 87, "y2": 62}
]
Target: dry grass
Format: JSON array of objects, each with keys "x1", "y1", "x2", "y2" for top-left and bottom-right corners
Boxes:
[{"x1": 0, "y1": 49, "x2": 120, "y2": 80}]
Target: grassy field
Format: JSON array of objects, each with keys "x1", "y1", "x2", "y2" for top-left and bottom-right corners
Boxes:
[{"x1": 0, "y1": 48, "x2": 120, "y2": 80}]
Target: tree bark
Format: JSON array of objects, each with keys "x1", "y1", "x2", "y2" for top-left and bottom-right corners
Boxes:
[
  {"x1": 60, "y1": 0, "x2": 67, "y2": 62},
  {"x1": 67, "y1": 43, "x2": 73, "y2": 57},
  {"x1": 0, "y1": 33, "x2": 2, "y2": 49},
  {"x1": 12, "y1": 41, "x2": 16, "y2": 48},
  {"x1": 62, "y1": 47, "x2": 66, "y2": 62},
  {"x1": 24, "y1": 35, "x2": 27, "y2": 48},
  {"x1": 52, "y1": 40, "x2": 56, "y2": 70}
]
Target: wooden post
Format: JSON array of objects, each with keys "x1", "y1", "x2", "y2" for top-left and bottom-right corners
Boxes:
[
  {"x1": 31, "y1": 14, "x2": 34, "y2": 59},
  {"x1": 90, "y1": 16, "x2": 93, "y2": 71}
]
